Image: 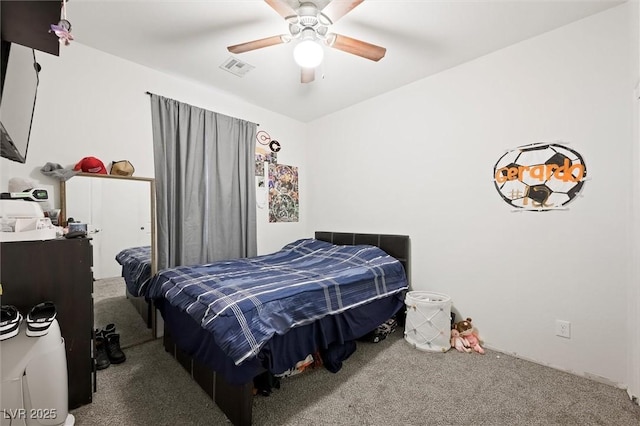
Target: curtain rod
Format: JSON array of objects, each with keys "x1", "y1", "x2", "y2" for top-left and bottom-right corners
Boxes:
[{"x1": 145, "y1": 91, "x2": 259, "y2": 126}]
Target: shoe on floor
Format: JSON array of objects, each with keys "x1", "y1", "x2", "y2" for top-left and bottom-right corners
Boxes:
[
  {"x1": 26, "y1": 301, "x2": 57, "y2": 337},
  {"x1": 0, "y1": 305, "x2": 23, "y2": 341},
  {"x1": 105, "y1": 333, "x2": 126, "y2": 364},
  {"x1": 96, "y1": 323, "x2": 115, "y2": 339},
  {"x1": 95, "y1": 336, "x2": 111, "y2": 370},
  {"x1": 96, "y1": 323, "x2": 116, "y2": 337}
]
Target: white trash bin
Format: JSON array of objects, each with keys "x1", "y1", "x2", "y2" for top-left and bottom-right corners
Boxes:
[
  {"x1": 1, "y1": 319, "x2": 75, "y2": 426},
  {"x1": 404, "y1": 291, "x2": 452, "y2": 352}
]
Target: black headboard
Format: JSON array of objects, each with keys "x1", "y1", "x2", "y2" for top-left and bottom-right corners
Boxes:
[{"x1": 314, "y1": 231, "x2": 410, "y2": 285}]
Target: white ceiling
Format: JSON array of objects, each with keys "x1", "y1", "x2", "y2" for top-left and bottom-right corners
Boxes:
[{"x1": 67, "y1": 0, "x2": 623, "y2": 122}]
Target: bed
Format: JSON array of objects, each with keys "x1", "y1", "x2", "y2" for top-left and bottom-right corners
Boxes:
[
  {"x1": 115, "y1": 245, "x2": 153, "y2": 327},
  {"x1": 146, "y1": 231, "x2": 410, "y2": 426}
]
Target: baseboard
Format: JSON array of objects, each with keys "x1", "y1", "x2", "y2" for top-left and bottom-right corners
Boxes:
[{"x1": 483, "y1": 344, "x2": 625, "y2": 391}]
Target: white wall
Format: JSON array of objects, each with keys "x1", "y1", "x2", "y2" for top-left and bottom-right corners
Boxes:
[
  {"x1": 0, "y1": 42, "x2": 309, "y2": 255},
  {"x1": 307, "y1": 4, "x2": 635, "y2": 387},
  {"x1": 630, "y1": 0, "x2": 640, "y2": 403}
]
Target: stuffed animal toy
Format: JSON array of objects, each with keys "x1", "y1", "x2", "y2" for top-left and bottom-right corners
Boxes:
[
  {"x1": 454, "y1": 317, "x2": 485, "y2": 354},
  {"x1": 450, "y1": 328, "x2": 471, "y2": 353}
]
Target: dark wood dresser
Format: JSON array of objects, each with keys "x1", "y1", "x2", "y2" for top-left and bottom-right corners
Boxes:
[{"x1": 0, "y1": 237, "x2": 94, "y2": 409}]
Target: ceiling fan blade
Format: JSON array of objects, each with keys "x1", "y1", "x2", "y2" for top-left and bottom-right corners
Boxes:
[
  {"x1": 264, "y1": 0, "x2": 297, "y2": 19},
  {"x1": 327, "y1": 33, "x2": 386, "y2": 61},
  {"x1": 227, "y1": 35, "x2": 288, "y2": 54},
  {"x1": 321, "y1": 0, "x2": 364, "y2": 24},
  {"x1": 301, "y1": 67, "x2": 315, "y2": 84}
]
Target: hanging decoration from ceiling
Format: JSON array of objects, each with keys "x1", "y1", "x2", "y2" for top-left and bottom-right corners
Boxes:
[
  {"x1": 50, "y1": 0, "x2": 73, "y2": 46},
  {"x1": 493, "y1": 142, "x2": 587, "y2": 211}
]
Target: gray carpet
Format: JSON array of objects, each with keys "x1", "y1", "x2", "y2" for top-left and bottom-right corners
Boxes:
[
  {"x1": 70, "y1": 326, "x2": 640, "y2": 425},
  {"x1": 93, "y1": 277, "x2": 154, "y2": 349}
]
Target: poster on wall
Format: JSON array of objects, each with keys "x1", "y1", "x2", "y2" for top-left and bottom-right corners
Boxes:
[
  {"x1": 256, "y1": 176, "x2": 267, "y2": 209},
  {"x1": 255, "y1": 145, "x2": 277, "y2": 176},
  {"x1": 268, "y1": 164, "x2": 299, "y2": 222},
  {"x1": 493, "y1": 142, "x2": 587, "y2": 211}
]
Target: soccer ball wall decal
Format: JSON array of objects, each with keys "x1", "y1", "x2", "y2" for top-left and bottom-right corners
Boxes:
[{"x1": 493, "y1": 142, "x2": 587, "y2": 211}]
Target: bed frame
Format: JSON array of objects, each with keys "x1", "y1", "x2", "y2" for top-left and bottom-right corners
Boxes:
[
  {"x1": 125, "y1": 289, "x2": 153, "y2": 328},
  {"x1": 160, "y1": 231, "x2": 410, "y2": 426}
]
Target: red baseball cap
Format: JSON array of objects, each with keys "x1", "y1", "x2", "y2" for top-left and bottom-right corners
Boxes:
[{"x1": 73, "y1": 156, "x2": 107, "y2": 174}]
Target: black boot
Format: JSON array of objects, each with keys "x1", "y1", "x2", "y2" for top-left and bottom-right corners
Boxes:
[
  {"x1": 95, "y1": 336, "x2": 111, "y2": 370},
  {"x1": 105, "y1": 333, "x2": 126, "y2": 364},
  {"x1": 96, "y1": 323, "x2": 115, "y2": 339}
]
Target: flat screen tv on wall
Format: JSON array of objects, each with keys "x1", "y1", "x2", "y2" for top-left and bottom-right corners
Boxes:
[{"x1": 0, "y1": 41, "x2": 41, "y2": 163}]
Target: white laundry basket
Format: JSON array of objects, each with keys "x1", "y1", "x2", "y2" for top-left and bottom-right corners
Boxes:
[{"x1": 404, "y1": 291, "x2": 452, "y2": 352}]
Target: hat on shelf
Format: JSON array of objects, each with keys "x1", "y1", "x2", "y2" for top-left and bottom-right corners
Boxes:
[
  {"x1": 110, "y1": 160, "x2": 134, "y2": 177},
  {"x1": 73, "y1": 156, "x2": 107, "y2": 174}
]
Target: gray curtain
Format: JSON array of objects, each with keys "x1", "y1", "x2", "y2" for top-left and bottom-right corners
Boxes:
[{"x1": 150, "y1": 94, "x2": 257, "y2": 270}]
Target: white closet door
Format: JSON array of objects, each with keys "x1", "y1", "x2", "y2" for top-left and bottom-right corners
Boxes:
[
  {"x1": 65, "y1": 177, "x2": 105, "y2": 278},
  {"x1": 97, "y1": 179, "x2": 151, "y2": 279},
  {"x1": 65, "y1": 176, "x2": 152, "y2": 280},
  {"x1": 88, "y1": 178, "x2": 105, "y2": 278}
]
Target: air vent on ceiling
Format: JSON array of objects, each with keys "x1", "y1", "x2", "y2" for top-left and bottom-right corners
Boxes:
[{"x1": 220, "y1": 57, "x2": 255, "y2": 77}]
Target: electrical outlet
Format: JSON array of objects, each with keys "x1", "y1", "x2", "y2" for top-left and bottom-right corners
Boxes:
[{"x1": 555, "y1": 320, "x2": 571, "y2": 338}]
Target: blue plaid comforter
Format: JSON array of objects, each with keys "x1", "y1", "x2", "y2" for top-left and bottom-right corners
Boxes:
[
  {"x1": 146, "y1": 238, "x2": 408, "y2": 365},
  {"x1": 116, "y1": 246, "x2": 152, "y2": 297}
]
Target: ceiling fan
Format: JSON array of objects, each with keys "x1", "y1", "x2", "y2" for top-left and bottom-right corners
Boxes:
[{"x1": 227, "y1": 0, "x2": 386, "y2": 83}]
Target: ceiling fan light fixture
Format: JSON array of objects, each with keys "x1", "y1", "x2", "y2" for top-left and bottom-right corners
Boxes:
[
  {"x1": 318, "y1": 12, "x2": 332, "y2": 26},
  {"x1": 293, "y1": 40, "x2": 324, "y2": 68}
]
